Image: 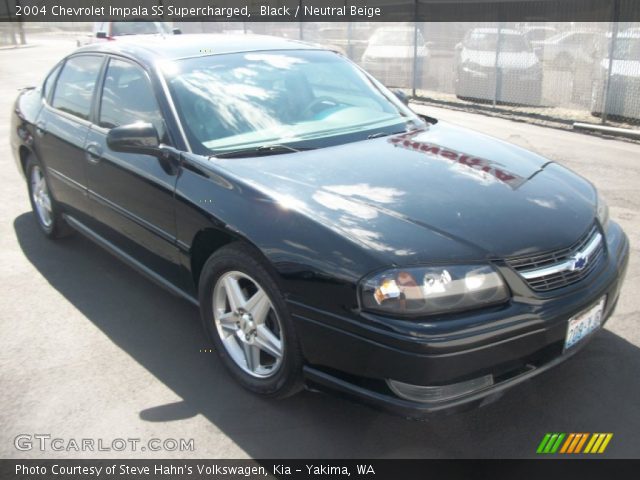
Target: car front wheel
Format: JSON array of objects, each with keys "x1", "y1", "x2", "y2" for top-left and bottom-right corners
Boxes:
[
  {"x1": 26, "y1": 155, "x2": 72, "y2": 239},
  {"x1": 198, "y1": 243, "x2": 304, "y2": 398}
]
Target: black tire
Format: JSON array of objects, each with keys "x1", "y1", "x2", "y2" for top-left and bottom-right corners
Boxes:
[
  {"x1": 198, "y1": 243, "x2": 304, "y2": 398},
  {"x1": 25, "y1": 155, "x2": 72, "y2": 239}
]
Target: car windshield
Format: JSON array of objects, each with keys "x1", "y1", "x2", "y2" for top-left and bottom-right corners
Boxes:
[
  {"x1": 111, "y1": 22, "x2": 171, "y2": 36},
  {"x1": 370, "y1": 30, "x2": 422, "y2": 47},
  {"x1": 164, "y1": 50, "x2": 422, "y2": 155},
  {"x1": 466, "y1": 32, "x2": 530, "y2": 52},
  {"x1": 524, "y1": 28, "x2": 555, "y2": 41}
]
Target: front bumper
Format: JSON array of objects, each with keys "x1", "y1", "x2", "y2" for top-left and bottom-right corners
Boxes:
[
  {"x1": 456, "y1": 69, "x2": 542, "y2": 106},
  {"x1": 291, "y1": 222, "x2": 629, "y2": 417}
]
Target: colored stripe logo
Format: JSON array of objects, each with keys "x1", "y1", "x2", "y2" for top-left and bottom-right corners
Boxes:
[{"x1": 537, "y1": 433, "x2": 613, "y2": 454}]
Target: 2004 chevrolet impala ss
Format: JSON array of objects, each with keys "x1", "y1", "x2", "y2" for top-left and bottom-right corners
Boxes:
[{"x1": 11, "y1": 35, "x2": 629, "y2": 416}]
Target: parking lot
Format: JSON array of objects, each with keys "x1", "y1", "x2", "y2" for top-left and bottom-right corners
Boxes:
[{"x1": 1, "y1": 37, "x2": 639, "y2": 459}]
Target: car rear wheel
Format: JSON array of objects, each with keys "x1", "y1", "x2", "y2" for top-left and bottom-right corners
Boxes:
[
  {"x1": 26, "y1": 155, "x2": 72, "y2": 239},
  {"x1": 198, "y1": 243, "x2": 304, "y2": 398}
]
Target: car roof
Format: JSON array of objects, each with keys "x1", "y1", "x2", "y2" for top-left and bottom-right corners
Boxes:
[
  {"x1": 74, "y1": 33, "x2": 322, "y2": 65},
  {"x1": 552, "y1": 29, "x2": 599, "y2": 36},
  {"x1": 522, "y1": 26, "x2": 556, "y2": 31},
  {"x1": 372, "y1": 26, "x2": 414, "y2": 33},
  {"x1": 467, "y1": 28, "x2": 524, "y2": 36}
]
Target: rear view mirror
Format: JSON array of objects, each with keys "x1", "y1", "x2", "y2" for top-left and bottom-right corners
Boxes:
[
  {"x1": 96, "y1": 31, "x2": 108, "y2": 39},
  {"x1": 172, "y1": 28, "x2": 182, "y2": 35},
  {"x1": 107, "y1": 123, "x2": 160, "y2": 156}
]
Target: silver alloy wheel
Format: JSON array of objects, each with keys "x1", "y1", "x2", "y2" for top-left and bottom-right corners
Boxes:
[
  {"x1": 30, "y1": 165, "x2": 53, "y2": 228},
  {"x1": 212, "y1": 271, "x2": 284, "y2": 378}
]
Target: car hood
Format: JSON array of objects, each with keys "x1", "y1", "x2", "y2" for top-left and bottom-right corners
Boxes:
[
  {"x1": 216, "y1": 122, "x2": 596, "y2": 263},
  {"x1": 461, "y1": 49, "x2": 539, "y2": 69}
]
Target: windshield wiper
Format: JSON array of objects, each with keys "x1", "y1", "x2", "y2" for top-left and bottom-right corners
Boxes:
[
  {"x1": 367, "y1": 131, "x2": 392, "y2": 139},
  {"x1": 367, "y1": 130, "x2": 409, "y2": 140},
  {"x1": 212, "y1": 144, "x2": 314, "y2": 159}
]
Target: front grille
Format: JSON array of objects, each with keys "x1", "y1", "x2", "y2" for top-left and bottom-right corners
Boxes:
[{"x1": 507, "y1": 224, "x2": 605, "y2": 292}]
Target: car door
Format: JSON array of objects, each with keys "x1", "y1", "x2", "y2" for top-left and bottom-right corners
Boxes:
[
  {"x1": 36, "y1": 54, "x2": 105, "y2": 223},
  {"x1": 84, "y1": 56, "x2": 180, "y2": 284}
]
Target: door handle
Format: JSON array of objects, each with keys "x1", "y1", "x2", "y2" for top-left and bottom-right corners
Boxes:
[
  {"x1": 35, "y1": 121, "x2": 47, "y2": 136},
  {"x1": 85, "y1": 142, "x2": 102, "y2": 164}
]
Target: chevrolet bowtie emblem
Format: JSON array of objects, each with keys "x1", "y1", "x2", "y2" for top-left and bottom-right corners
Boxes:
[{"x1": 570, "y1": 254, "x2": 588, "y2": 272}]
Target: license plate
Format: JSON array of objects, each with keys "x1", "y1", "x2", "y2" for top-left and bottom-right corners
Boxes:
[{"x1": 564, "y1": 297, "x2": 606, "y2": 351}]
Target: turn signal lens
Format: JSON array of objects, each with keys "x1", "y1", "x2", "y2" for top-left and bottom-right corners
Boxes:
[
  {"x1": 596, "y1": 192, "x2": 609, "y2": 231},
  {"x1": 373, "y1": 278, "x2": 401, "y2": 305},
  {"x1": 387, "y1": 375, "x2": 494, "y2": 403}
]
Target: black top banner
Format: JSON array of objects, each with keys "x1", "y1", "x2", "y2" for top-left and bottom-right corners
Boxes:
[{"x1": 0, "y1": 0, "x2": 639, "y2": 22}]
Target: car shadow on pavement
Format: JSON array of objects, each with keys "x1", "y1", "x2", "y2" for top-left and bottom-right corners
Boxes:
[{"x1": 14, "y1": 212, "x2": 640, "y2": 458}]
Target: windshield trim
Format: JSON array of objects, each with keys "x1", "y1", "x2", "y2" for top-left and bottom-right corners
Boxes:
[{"x1": 155, "y1": 62, "x2": 193, "y2": 153}]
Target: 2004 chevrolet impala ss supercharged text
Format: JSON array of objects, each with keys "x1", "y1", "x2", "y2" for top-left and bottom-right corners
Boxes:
[{"x1": 11, "y1": 35, "x2": 629, "y2": 416}]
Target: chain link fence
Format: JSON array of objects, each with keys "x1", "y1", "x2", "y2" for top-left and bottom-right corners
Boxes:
[
  {"x1": 3, "y1": 20, "x2": 639, "y2": 129},
  {"x1": 183, "y1": 20, "x2": 640, "y2": 129}
]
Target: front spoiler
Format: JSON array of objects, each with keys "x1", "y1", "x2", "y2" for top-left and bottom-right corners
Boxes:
[{"x1": 302, "y1": 328, "x2": 601, "y2": 418}]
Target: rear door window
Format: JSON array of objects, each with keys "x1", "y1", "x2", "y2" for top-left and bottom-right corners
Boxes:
[
  {"x1": 51, "y1": 55, "x2": 104, "y2": 121},
  {"x1": 42, "y1": 63, "x2": 62, "y2": 102}
]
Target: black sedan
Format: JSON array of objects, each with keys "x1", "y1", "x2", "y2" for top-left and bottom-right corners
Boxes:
[{"x1": 11, "y1": 34, "x2": 628, "y2": 416}]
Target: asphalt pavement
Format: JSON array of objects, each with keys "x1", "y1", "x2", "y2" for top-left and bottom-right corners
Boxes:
[{"x1": 1, "y1": 37, "x2": 639, "y2": 459}]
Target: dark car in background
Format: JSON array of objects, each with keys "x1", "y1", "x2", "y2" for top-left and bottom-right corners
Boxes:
[
  {"x1": 455, "y1": 28, "x2": 543, "y2": 106},
  {"x1": 11, "y1": 35, "x2": 628, "y2": 416}
]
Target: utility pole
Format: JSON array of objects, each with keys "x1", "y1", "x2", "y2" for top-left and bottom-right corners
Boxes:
[
  {"x1": 15, "y1": 0, "x2": 25, "y2": 44},
  {"x1": 493, "y1": 22, "x2": 505, "y2": 108},
  {"x1": 412, "y1": 0, "x2": 419, "y2": 97},
  {"x1": 601, "y1": 0, "x2": 621, "y2": 124}
]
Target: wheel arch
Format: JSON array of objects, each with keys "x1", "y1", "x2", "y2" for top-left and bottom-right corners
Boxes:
[
  {"x1": 189, "y1": 227, "x2": 281, "y2": 292},
  {"x1": 18, "y1": 145, "x2": 34, "y2": 177}
]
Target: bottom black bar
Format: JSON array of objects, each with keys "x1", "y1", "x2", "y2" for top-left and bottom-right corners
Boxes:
[{"x1": 2, "y1": 459, "x2": 639, "y2": 480}]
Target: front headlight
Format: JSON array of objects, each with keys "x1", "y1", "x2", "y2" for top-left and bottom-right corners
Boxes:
[
  {"x1": 596, "y1": 192, "x2": 609, "y2": 231},
  {"x1": 360, "y1": 265, "x2": 509, "y2": 317}
]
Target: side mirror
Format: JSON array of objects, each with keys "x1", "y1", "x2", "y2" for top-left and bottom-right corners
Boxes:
[
  {"x1": 392, "y1": 89, "x2": 410, "y2": 106},
  {"x1": 172, "y1": 28, "x2": 182, "y2": 35},
  {"x1": 96, "y1": 31, "x2": 108, "y2": 39},
  {"x1": 107, "y1": 123, "x2": 160, "y2": 155}
]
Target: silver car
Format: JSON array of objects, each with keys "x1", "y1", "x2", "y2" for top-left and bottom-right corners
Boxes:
[
  {"x1": 455, "y1": 28, "x2": 542, "y2": 106},
  {"x1": 591, "y1": 31, "x2": 640, "y2": 120},
  {"x1": 534, "y1": 29, "x2": 600, "y2": 69},
  {"x1": 361, "y1": 26, "x2": 429, "y2": 87},
  {"x1": 76, "y1": 21, "x2": 180, "y2": 47}
]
